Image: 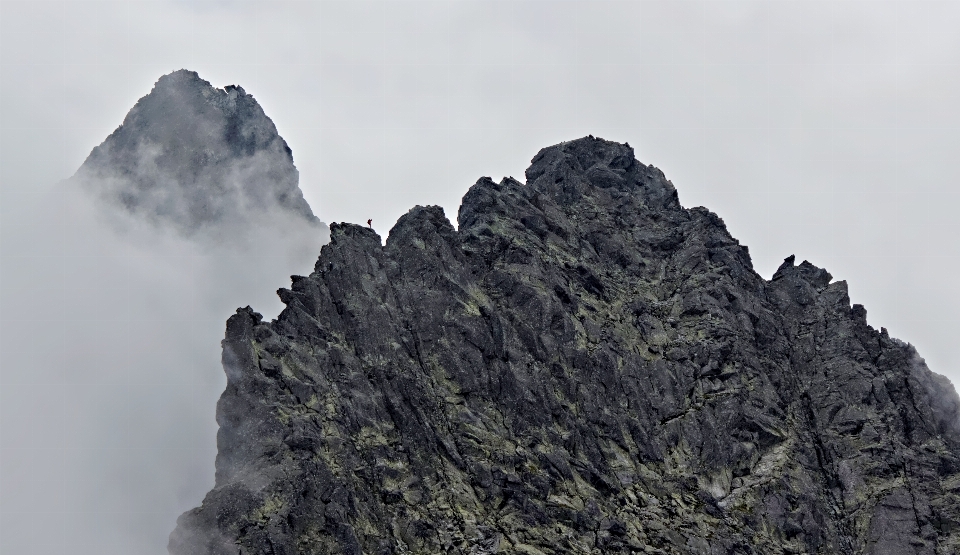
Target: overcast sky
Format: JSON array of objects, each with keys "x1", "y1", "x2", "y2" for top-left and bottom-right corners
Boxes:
[{"x1": 2, "y1": 1, "x2": 960, "y2": 554}]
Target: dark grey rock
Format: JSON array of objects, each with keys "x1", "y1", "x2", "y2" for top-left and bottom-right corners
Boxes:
[{"x1": 170, "y1": 136, "x2": 960, "y2": 554}]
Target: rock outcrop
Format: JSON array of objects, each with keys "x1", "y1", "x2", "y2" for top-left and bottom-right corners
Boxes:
[
  {"x1": 170, "y1": 137, "x2": 960, "y2": 554},
  {"x1": 73, "y1": 69, "x2": 320, "y2": 236}
]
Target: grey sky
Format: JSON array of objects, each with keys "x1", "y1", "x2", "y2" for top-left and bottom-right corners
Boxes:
[{"x1": 2, "y1": 1, "x2": 960, "y2": 554}]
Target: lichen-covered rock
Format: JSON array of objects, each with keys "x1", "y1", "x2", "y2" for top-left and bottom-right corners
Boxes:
[{"x1": 170, "y1": 137, "x2": 960, "y2": 554}]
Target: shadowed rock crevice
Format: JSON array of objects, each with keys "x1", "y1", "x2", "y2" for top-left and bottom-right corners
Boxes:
[{"x1": 171, "y1": 136, "x2": 960, "y2": 555}]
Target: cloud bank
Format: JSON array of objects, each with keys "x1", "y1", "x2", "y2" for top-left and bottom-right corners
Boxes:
[{"x1": 1, "y1": 71, "x2": 326, "y2": 554}]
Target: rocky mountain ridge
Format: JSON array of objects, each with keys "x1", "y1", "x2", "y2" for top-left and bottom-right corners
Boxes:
[{"x1": 171, "y1": 136, "x2": 960, "y2": 554}]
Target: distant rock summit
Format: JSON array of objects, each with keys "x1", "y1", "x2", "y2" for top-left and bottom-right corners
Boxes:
[
  {"x1": 74, "y1": 69, "x2": 320, "y2": 236},
  {"x1": 171, "y1": 137, "x2": 960, "y2": 554}
]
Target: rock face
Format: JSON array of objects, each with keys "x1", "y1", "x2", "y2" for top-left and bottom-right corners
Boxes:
[
  {"x1": 74, "y1": 69, "x2": 320, "y2": 236},
  {"x1": 170, "y1": 137, "x2": 960, "y2": 554}
]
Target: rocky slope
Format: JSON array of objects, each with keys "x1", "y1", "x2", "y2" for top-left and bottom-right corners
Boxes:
[
  {"x1": 170, "y1": 137, "x2": 960, "y2": 554},
  {"x1": 73, "y1": 69, "x2": 320, "y2": 236}
]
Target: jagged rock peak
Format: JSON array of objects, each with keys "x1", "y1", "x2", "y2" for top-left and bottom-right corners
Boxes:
[
  {"x1": 172, "y1": 137, "x2": 960, "y2": 555},
  {"x1": 74, "y1": 69, "x2": 319, "y2": 234},
  {"x1": 523, "y1": 135, "x2": 679, "y2": 209}
]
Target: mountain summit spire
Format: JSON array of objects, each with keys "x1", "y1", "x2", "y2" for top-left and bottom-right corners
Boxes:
[{"x1": 74, "y1": 69, "x2": 319, "y2": 236}]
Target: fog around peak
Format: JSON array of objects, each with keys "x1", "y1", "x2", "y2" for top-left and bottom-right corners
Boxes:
[
  {"x1": 1, "y1": 71, "x2": 327, "y2": 553},
  {"x1": 74, "y1": 69, "x2": 321, "y2": 240}
]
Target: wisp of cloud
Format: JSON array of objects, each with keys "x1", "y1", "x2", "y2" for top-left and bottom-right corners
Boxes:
[{"x1": 0, "y1": 70, "x2": 327, "y2": 555}]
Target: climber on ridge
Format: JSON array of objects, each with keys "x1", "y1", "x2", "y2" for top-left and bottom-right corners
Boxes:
[{"x1": 367, "y1": 219, "x2": 372, "y2": 228}]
